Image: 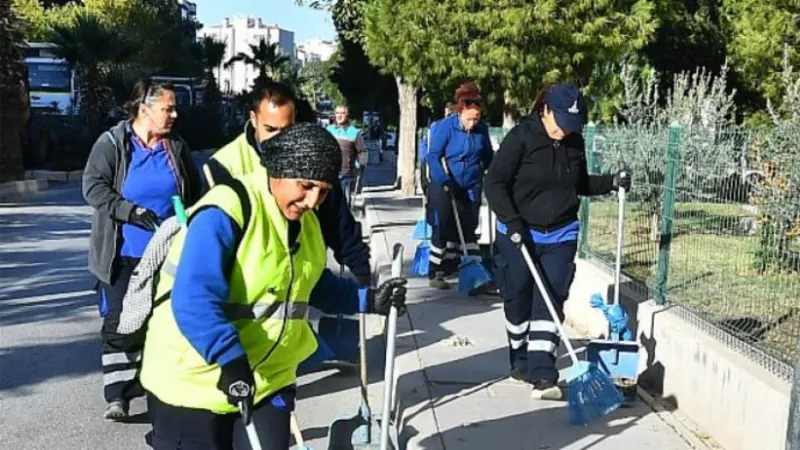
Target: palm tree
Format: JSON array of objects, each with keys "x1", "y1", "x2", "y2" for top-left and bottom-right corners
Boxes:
[
  {"x1": 199, "y1": 36, "x2": 227, "y2": 106},
  {"x1": 0, "y1": 2, "x2": 28, "y2": 181},
  {"x1": 200, "y1": 36, "x2": 227, "y2": 82},
  {"x1": 225, "y1": 39, "x2": 290, "y2": 88},
  {"x1": 50, "y1": 11, "x2": 138, "y2": 126}
]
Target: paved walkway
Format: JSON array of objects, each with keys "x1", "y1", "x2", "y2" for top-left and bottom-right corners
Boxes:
[{"x1": 351, "y1": 185, "x2": 697, "y2": 450}]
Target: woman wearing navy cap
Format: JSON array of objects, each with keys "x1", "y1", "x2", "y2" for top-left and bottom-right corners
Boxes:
[{"x1": 484, "y1": 83, "x2": 631, "y2": 399}]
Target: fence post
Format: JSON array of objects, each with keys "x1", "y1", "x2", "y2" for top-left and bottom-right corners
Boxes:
[
  {"x1": 788, "y1": 340, "x2": 800, "y2": 449},
  {"x1": 578, "y1": 122, "x2": 597, "y2": 259},
  {"x1": 654, "y1": 122, "x2": 682, "y2": 304}
]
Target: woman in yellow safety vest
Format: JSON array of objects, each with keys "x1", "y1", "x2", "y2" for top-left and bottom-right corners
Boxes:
[{"x1": 139, "y1": 123, "x2": 407, "y2": 449}]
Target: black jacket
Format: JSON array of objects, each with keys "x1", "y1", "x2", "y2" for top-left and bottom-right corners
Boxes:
[
  {"x1": 83, "y1": 120, "x2": 204, "y2": 284},
  {"x1": 484, "y1": 115, "x2": 613, "y2": 233}
]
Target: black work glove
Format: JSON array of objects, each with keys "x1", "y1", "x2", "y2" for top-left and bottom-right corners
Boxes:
[
  {"x1": 366, "y1": 277, "x2": 408, "y2": 316},
  {"x1": 506, "y1": 219, "x2": 530, "y2": 250},
  {"x1": 613, "y1": 170, "x2": 632, "y2": 192},
  {"x1": 442, "y1": 179, "x2": 458, "y2": 193},
  {"x1": 355, "y1": 273, "x2": 372, "y2": 288},
  {"x1": 129, "y1": 206, "x2": 159, "y2": 231},
  {"x1": 217, "y1": 356, "x2": 256, "y2": 425}
]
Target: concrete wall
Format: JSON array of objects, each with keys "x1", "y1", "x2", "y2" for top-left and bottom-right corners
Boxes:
[{"x1": 565, "y1": 258, "x2": 791, "y2": 450}]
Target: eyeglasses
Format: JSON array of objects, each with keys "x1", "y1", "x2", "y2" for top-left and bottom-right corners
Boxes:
[{"x1": 462, "y1": 98, "x2": 482, "y2": 107}]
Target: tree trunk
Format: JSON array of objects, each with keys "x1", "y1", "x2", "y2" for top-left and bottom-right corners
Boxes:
[
  {"x1": 502, "y1": 89, "x2": 516, "y2": 129},
  {"x1": 650, "y1": 212, "x2": 660, "y2": 242},
  {"x1": 0, "y1": 83, "x2": 27, "y2": 182},
  {"x1": 396, "y1": 76, "x2": 417, "y2": 197}
]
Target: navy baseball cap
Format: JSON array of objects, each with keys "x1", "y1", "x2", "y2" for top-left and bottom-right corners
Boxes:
[{"x1": 545, "y1": 84, "x2": 586, "y2": 134}]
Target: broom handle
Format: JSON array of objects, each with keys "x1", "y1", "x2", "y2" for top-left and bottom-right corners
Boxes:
[
  {"x1": 450, "y1": 195, "x2": 470, "y2": 259},
  {"x1": 441, "y1": 161, "x2": 470, "y2": 258},
  {"x1": 359, "y1": 311, "x2": 369, "y2": 408},
  {"x1": 613, "y1": 186, "x2": 626, "y2": 307},
  {"x1": 519, "y1": 245, "x2": 580, "y2": 366},
  {"x1": 203, "y1": 163, "x2": 216, "y2": 188},
  {"x1": 379, "y1": 243, "x2": 403, "y2": 450},
  {"x1": 289, "y1": 412, "x2": 306, "y2": 447}
]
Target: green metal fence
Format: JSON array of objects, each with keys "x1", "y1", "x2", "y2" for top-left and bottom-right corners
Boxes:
[{"x1": 580, "y1": 122, "x2": 800, "y2": 380}]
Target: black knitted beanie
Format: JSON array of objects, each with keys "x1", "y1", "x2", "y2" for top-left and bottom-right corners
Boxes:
[{"x1": 261, "y1": 123, "x2": 342, "y2": 185}]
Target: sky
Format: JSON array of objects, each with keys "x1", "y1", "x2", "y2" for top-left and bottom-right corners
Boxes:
[{"x1": 194, "y1": 0, "x2": 337, "y2": 43}]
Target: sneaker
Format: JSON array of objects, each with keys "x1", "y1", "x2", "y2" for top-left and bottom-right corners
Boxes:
[
  {"x1": 531, "y1": 379, "x2": 563, "y2": 400},
  {"x1": 103, "y1": 399, "x2": 129, "y2": 421},
  {"x1": 429, "y1": 274, "x2": 450, "y2": 290}
]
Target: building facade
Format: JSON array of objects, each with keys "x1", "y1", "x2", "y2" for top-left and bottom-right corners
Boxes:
[
  {"x1": 198, "y1": 16, "x2": 296, "y2": 94},
  {"x1": 296, "y1": 39, "x2": 337, "y2": 65},
  {"x1": 177, "y1": 0, "x2": 197, "y2": 22}
]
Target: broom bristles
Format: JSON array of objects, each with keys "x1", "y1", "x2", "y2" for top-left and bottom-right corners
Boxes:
[{"x1": 567, "y1": 361, "x2": 623, "y2": 425}]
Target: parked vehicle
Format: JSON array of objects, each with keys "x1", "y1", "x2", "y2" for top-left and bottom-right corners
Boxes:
[{"x1": 24, "y1": 42, "x2": 78, "y2": 115}]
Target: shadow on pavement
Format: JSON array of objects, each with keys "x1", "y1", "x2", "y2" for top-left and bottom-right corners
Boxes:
[{"x1": 0, "y1": 334, "x2": 100, "y2": 393}]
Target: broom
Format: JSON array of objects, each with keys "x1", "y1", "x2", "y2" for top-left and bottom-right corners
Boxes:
[
  {"x1": 519, "y1": 244, "x2": 623, "y2": 425},
  {"x1": 450, "y1": 192, "x2": 492, "y2": 295},
  {"x1": 412, "y1": 128, "x2": 433, "y2": 241},
  {"x1": 413, "y1": 196, "x2": 430, "y2": 276}
]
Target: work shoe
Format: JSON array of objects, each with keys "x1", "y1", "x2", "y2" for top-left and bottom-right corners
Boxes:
[
  {"x1": 508, "y1": 367, "x2": 530, "y2": 384},
  {"x1": 531, "y1": 379, "x2": 563, "y2": 400},
  {"x1": 429, "y1": 272, "x2": 450, "y2": 290},
  {"x1": 103, "y1": 399, "x2": 129, "y2": 421}
]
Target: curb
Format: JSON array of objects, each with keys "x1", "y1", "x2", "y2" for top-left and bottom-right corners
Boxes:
[
  {"x1": 24, "y1": 169, "x2": 83, "y2": 183},
  {"x1": 0, "y1": 179, "x2": 49, "y2": 201},
  {"x1": 638, "y1": 388, "x2": 723, "y2": 450}
]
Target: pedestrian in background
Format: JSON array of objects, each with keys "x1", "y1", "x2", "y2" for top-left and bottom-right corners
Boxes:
[
  {"x1": 327, "y1": 105, "x2": 367, "y2": 206},
  {"x1": 484, "y1": 83, "x2": 631, "y2": 398},
  {"x1": 82, "y1": 78, "x2": 203, "y2": 420},
  {"x1": 425, "y1": 82, "x2": 494, "y2": 290}
]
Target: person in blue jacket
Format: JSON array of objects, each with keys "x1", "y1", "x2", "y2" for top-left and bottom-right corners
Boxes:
[
  {"x1": 82, "y1": 78, "x2": 204, "y2": 420},
  {"x1": 419, "y1": 102, "x2": 457, "y2": 195},
  {"x1": 425, "y1": 82, "x2": 494, "y2": 290}
]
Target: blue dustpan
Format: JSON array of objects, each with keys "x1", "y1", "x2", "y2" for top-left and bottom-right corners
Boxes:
[
  {"x1": 298, "y1": 329, "x2": 336, "y2": 375},
  {"x1": 318, "y1": 315, "x2": 360, "y2": 363},
  {"x1": 457, "y1": 255, "x2": 493, "y2": 295},
  {"x1": 586, "y1": 293, "x2": 640, "y2": 405}
]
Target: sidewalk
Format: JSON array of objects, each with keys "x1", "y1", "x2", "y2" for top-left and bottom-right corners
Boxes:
[{"x1": 294, "y1": 155, "x2": 703, "y2": 450}]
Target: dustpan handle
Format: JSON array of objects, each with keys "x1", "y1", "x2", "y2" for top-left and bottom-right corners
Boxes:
[
  {"x1": 520, "y1": 245, "x2": 580, "y2": 366},
  {"x1": 379, "y1": 244, "x2": 403, "y2": 450},
  {"x1": 613, "y1": 186, "x2": 626, "y2": 307}
]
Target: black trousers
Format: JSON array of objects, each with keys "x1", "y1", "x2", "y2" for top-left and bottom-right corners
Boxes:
[
  {"x1": 147, "y1": 386, "x2": 296, "y2": 450},
  {"x1": 493, "y1": 235, "x2": 577, "y2": 383},
  {"x1": 98, "y1": 256, "x2": 145, "y2": 402},
  {"x1": 426, "y1": 182, "x2": 481, "y2": 279}
]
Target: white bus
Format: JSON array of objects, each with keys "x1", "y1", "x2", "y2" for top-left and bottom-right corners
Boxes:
[{"x1": 24, "y1": 43, "x2": 78, "y2": 115}]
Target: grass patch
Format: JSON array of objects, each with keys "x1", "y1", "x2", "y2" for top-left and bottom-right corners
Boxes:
[{"x1": 585, "y1": 198, "x2": 800, "y2": 365}]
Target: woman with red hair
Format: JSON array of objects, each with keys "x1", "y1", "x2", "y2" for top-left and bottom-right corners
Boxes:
[{"x1": 425, "y1": 82, "x2": 494, "y2": 291}]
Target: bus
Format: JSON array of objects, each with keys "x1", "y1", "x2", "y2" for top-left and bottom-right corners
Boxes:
[{"x1": 24, "y1": 43, "x2": 78, "y2": 115}]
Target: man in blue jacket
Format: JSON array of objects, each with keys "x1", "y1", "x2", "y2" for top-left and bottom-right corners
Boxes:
[{"x1": 425, "y1": 86, "x2": 494, "y2": 290}]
